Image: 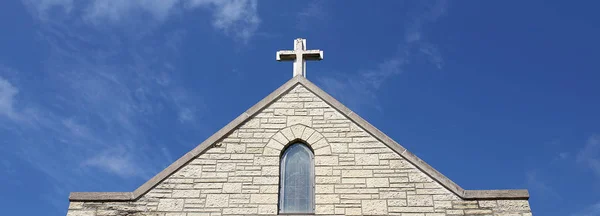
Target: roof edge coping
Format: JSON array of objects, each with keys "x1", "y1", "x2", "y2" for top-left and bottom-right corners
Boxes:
[
  {"x1": 70, "y1": 192, "x2": 133, "y2": 201},
  {"x1": 464, "y1": 190, "x2": 530, "y2": 200}
]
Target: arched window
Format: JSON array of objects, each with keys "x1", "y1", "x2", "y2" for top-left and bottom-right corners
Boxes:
[{"x1": 279, "y1": 142, "x2": 315, "y2": 214}]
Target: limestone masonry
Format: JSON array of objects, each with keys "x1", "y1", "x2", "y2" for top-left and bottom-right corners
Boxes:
[{"x1": 67, "y1": 76, "x2": 531, "y2": 215}]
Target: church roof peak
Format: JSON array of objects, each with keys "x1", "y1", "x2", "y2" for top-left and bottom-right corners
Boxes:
[{"x1": 70, "y1": 76, "x2": 529, "y2": 202}]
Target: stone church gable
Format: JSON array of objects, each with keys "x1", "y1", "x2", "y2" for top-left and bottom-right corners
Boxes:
[{"x1": 67, "y1": 76, "x2": 531, "y2": 215}]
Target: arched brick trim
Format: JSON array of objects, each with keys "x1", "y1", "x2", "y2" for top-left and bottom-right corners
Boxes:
[{"x1": 263, "y1": 124, "x2": 332, "y2": 156}]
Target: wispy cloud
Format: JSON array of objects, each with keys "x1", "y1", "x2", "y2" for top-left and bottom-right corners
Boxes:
[
  {"x1": 187, "y1": 0, "x2": 260, "y2": 42},
  {"x1": 318, "y1": 0, "x2": 447, "y2": 111},
  {"x1": 1, "y1": 62, "x2": 176, "y2": 181},
  {"x1": 558, "y1": 152, "x2": 570, "y2": 160},
  {"x1": 84, "y1": 0, "x2": 180, "y2": 23},
  {"x1": 168, "y1": 87, "x2": 206, "y2": 124},
  {"x1": 1, "y1": 159, "x2": 14, "y2": 175},
  {"x1": 572, "y1": 201, "x2": 600, "y2": 216},
  {"x1": 576, "y1": 134, "x2": 600, "y2": 178},
  {"x1": 21, "y1": 0, "x2": 74, "y2": 20},
  {"x1": 296, "y1": 0, "x2": 326, "y2": 31},
  {"x1": 22, "y1": 0, "x2": 261, "y2": 41},
  {"x1": 2, "y1": 3, "x2": 211, "y2": 207},
  {"x1": 319, "y1": 58, "x2": 405, "y2": 111},
  {"x1": 0, "y1": 76, "x2": 19, "y2": 120},
  {"x1": 0, "y1": 71, "x2": 41, "y2": 129},
  {"x1": 404, "y1": 0, "x2": 447, "y2": 45},
  {"x1": 81, "y1": 145, "x2": 141, "y2": 178},
  {"x1": 525, "y1": 170, "x2": 561, "y2": 199}
]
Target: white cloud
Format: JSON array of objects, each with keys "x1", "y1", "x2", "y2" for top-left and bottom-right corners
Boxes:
[
  {"x1": 187, "y1": 0, "x2": 260, "y2": 41},
  {"x1": 178, "y1": 108, "x2": 195, "y2": 123},
  {"x1": 82, "y1": 146, "x2": 140, "y2": 178},
  {"x1": 402, "y1": 0, "x2": 446, "y2": 69},
  {"x1": 167, "y1": 86, "x2": 206, "y2": 123},
  {"x1": 0, "y1": 77, "x2": 19, "y2": 120},
  {"x1": 0, "y1": 66, "x2": 153, "y2": 179},
  {"x1": 319, "y1": 58, "x2": 404, "y2": 111},
  {"x1": 525, "y1": 170, "x2": 561, "y2": 199},
  {"x1": 22, "y1": 0, "x2": 74, "y2": 20},
  {"x1": 0, "y1": 12, "x2": 205, "y2": 185},
  {"x1": 1, "y1": 159, "x2": 14, "y2": 175},
  {"x1": 318, "y1": 76, "x2": 378, "y2": 112},
  {"x1": 419, "y1": 43, "x2": 444, "y2": 69},
  {"x1": 160, "y1": 147, "x2": 174, "y2": 165},
  {"x1": 404, "y1": 0, "x2": 447, "y2": 43},
  {"x1": 319, "y1": 0, "x2": 447, "y2": 111},
  {"x1": 572, "y1": 201, "x2": 600, "y2": 216},
  {"x1": 85, "y1": 0, "x2": 180, "y2": 23},
  {"x1": 296, "y1": 0, "x2": 326, "y2": 31},
  {"x1": 23, "y1": 0, "x2": 261, "y2": 41},
  {"x1": 577, "y1": 134, "x2": 600, "y2": 178},
  {"x1": 558, "y1": 152, "x2": 570, "y2": 160},
  {"x1": 61, "y1": 118, "x2": 87, "y2": 136},
  {"x1": 363, "y1": 58, "x2": 405, "y2": 89}
]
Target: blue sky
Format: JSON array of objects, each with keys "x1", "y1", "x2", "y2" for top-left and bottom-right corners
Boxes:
[{"x1": 0, "y1": 0, "x2": 599, "y2": 215}]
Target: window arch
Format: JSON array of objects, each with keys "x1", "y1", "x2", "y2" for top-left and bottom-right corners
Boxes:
[{"x1": 279, "y1": 142, "x2": 315, "y2": 214}]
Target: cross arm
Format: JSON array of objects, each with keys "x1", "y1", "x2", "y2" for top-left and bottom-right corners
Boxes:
[
  {"x1": 276, "y1": 50, "x2": 296, "y2": 61},
  {"x1": 303, "y1": 50, "x2": 323, "y2": 60},
  {"x1": 276, "y1": 50, "x2": 323, "y2": 61}
]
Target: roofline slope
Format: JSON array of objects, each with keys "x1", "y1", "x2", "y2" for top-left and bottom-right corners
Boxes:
[{"x1": 70, "y1": 76, "x2": 529, "y2": 201}]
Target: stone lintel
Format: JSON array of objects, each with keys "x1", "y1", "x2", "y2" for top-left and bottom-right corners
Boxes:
[{"x1": 68, "y1": 76, "x2": 529, "y2": 202}]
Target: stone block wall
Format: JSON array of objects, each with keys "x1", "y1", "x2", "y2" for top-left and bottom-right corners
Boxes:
[{"x1": 67, "y1": 85, "x2": 531, "y2": 216}]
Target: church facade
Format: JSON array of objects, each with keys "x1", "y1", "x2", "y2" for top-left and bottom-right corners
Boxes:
[{"x1": 67, "y1": 39, "x2": 531, "y2": 216}]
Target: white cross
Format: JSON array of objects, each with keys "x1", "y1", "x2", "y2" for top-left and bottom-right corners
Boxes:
[{"x1": 277, "y1": 38, "x2": 323, "y2": 77}]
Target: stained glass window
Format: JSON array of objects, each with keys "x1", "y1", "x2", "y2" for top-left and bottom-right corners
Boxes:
[{"x1": 279, "y1": 143, "x2": 314, "y2": 214}]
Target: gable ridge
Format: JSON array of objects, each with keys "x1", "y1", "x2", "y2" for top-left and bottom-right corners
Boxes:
[{"x1": 70, "y1": 76, "x2": 528, "y2": 201}]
